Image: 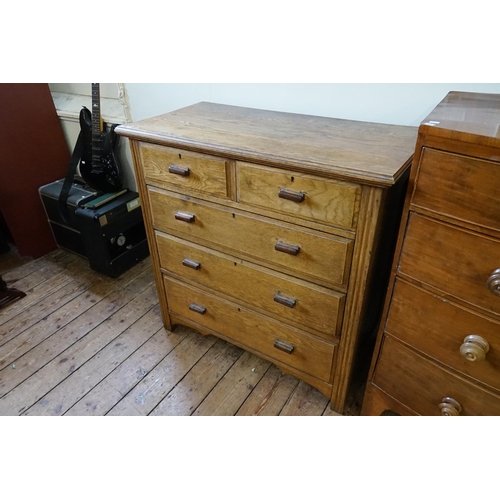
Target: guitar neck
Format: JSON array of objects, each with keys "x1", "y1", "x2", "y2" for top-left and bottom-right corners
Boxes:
[
  {"x1": 92, "y1": 83, "x2": 102, "y2": 142},
  {"x1": 91, "y1": 83, "x2": 103, "y2": 160}
]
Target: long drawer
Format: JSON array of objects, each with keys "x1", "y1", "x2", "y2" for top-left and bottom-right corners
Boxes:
[
  {"x1": 156, "y1": 232, "x2": 344, "y2": 340},
  {"x1": 164, "y1": 277, "x2": 336, "y2": 383},
  {"x1": 373, "y1": 336, "x2": 500, "y2": 416},
  {"x1": 149, "y1": 187, "x2": 353, "y2": 289},
  {"x1": 386, "y1": 278, "x2": 500, "y2": 392},
  {"x1": 237, "y1": 161, "x2": 361, "y2": 230},
  {"x1": 399, "y1": 213, "x2": 500, "y2": 315},
  {"x1": 412, "y1": 148, "x2": 500, "y2": 233}
]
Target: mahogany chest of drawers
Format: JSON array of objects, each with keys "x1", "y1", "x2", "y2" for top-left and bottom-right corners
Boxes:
[
  {"x1": 362, "y1": 91, "x2": 500, "y2": 416},
  {"x1": 116, "y1": 102, "x2": 417, "y2": 414}
]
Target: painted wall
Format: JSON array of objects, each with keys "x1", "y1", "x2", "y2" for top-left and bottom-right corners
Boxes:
[
  {"x1": 51, "y1": 83, "x2": 500, "y2": 190},
  {"x1": 124, "y1": 83, "x2": 500, "y2": 125}
]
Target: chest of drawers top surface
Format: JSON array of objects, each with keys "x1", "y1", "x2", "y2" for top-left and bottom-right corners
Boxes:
[
  {"x1": 116, "y1": 101, "x2": 417, "y2": 186},
  {"x1": 418, "y1": 91, "x2": 500, "y2": 147}
]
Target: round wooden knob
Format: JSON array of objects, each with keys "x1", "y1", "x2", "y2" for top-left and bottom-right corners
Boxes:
[
  {"x1": 460, "y1": 335, "x2": 490, "y2": 362},
  {"x1": 438, "y1": 397, "x2": 462, "y2": 416},
  {"x1": 487, "y1": 268, "x2": 500, "y2": 296}
]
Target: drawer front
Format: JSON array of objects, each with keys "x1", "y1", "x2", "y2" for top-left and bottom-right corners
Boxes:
[
  {"x1": 237, "y1": 162, "x2": 361, "y2": 230},
  {"x1": 156, "y1": 232, "x2": 344, "y2": 340},
  {"x1": 412, "y1": 148, "x2": 500, "y2": 232},
  {"x1": 139, "y1": 142, "x2": 228, "y2": 198},
  {"x1": 149, "y1": 188, "x2": 353, "y2": 289},
  {"x1": 164, "y1": 277, "x2": 336, "y2": 382},
  {"x1": 373, "y1": 336, "x2": 500, "y2": 415},
  {"x1": 399, "y1": 213, "x2": 500, "y2": 316},
  {"x1": 386, "y1": 278, "x2": 500, "y2": 392}
]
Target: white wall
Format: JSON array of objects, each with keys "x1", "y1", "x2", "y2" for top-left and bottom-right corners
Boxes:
[
  {"x1": 51, "y1": 83, "x2": 500, "y2": 190},
  {"x1": 124, "y1": 83, "x2": 500, "y2": 126}
]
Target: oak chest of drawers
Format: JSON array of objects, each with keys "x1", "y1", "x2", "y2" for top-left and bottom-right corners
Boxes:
[
  {"x1": 362, "y1": 91, "x2": 500, "y2": 416},
  {"x1": 116, "y1": 102, "x2": 417, "y2": 414}
]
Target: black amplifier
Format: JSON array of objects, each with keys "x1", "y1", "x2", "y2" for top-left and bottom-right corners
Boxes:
[{"x1": 39, "y1": 179, "x2": 149, "y2": 277}]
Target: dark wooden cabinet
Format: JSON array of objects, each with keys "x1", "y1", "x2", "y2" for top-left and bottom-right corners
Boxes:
[{"x1": 362, "y1": 91, "x2": 500, "y2": 416}]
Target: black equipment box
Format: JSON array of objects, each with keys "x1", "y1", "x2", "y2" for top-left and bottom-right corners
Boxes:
[{"x1": 39, "y1": 179, "x2": 149, "y2": 277}]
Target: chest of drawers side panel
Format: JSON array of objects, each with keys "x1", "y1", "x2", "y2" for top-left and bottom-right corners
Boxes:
[
  {"x1": 129, "y1": 139, "x2": 172, "y2": 329},
  {"x1": 331, "y1": 181, "x2": 407, "y2": 412}
]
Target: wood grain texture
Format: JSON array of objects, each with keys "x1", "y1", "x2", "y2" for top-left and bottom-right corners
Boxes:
[
  {"x1": 235, "y1": 364, "x2": 300, "y2": 416},
  {"x1": 373, "y1": 336, "x2": 500, "y2": 416},
  {"x1": 411, "y1": 147, "x2": 500, "y2": 235},
  {"x1": 116, "y1": 102, "x2": 417, "y2": 187},
  {"x1": 139, "y1": 143, "x2": 229, "y2": 199},
  {"x1": 399, "y1": 213, "x2": 500, "y2": 316},
  {"x1": 363, "y1": 91, "x2": 500, "y2": 416},
  {"x1": 330, "y1": 185, "x2": 384, "y2": 412},
  {"x1": 129, "y1": 141, "x2": 171, "y2": 329},
  {"x1": 0, "y1": 248, "x2": 355, "y2": 416},
  {"x1": 164, "y1": 277, "x2": 336, "y2": 383},
  {"x1": 417, "y1": 91, "x2": 500, "y2": 148},
  {"x1": 192, "y1": 351, "x2": 272, "y2": 416},
  {"x1": 118, "y1": 102, "x2": 414, "y2": 415},
  {"x1": 156, "y1": 232, "x2": 344, "y2": 340},
  {"x1": 386, "y1": 278, "x2": 500, "y2": 392},
  {"x1": 149, "y1": 187, "x2": 353, "y2": 289},
  {"x1": 237, "y1": 161, "x2": 361, "y2": 230}
]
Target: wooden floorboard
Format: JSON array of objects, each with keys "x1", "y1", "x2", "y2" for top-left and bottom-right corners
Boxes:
[{"x1": 0, "y1": 247, "x2": 344, "y2": 416}]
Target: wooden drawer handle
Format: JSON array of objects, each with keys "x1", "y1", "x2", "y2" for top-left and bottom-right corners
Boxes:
[
  {"x1": 168, "y1": 165, "x2": 190, "y2": 177},
  {"x1": 189, "y1": 303, "x2": 206, "y2": 315},
  {"x1": 182, "y1": 258, "x2": 201, "y2": 270},
  {"x1": 275, "y1": 241, "x2": 300, "y2": 256},
  {"x1": 175, "y1": 211, "x2": 195, "y2": 223},
  {"x1": 487, "y1": 268, "x2": 500, "y2": 296},
  {"x1": 273, "y1": 292, "x2": 297, "y2": 308},
  {"x1": 274, "y1": 339, "x2": 294, "y2": 354},
  {"x1": 278, "y1": 188, "x2": 305, "y2": 203},
  {"x1": 438, "y1": 397, "x2": 462, "y2": 416},
  {"x1": 460, "y1": 335, "x2": 489, "y2": 362}
]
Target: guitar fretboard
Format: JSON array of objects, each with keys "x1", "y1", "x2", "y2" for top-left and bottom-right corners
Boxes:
[{"x1": 91, "y1": 83, "x2": 102, "y2": 164}]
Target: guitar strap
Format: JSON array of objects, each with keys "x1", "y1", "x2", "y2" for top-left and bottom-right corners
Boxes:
[{"x1": 58, "y1": 130, "x2": 84, "y2": 224}]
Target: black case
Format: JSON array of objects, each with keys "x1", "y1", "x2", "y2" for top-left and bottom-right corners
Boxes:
[
  {"x1": 39, "y1": 179, "x2": 149, "y2": 277},
  {"x1": 39, "y1": 179, "x2": 97, "y2": 258}
]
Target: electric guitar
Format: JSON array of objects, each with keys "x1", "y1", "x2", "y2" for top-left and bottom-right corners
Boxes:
[{"x1": 79, "y1": 83, "x2": 124, "y2": 192}]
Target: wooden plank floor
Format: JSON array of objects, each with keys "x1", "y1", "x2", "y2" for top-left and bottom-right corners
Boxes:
[{"x1": 0, "y1": 246, "x2": 344, "y2": 416}]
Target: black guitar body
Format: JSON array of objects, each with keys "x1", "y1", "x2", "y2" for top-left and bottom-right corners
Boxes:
[{"x1": 78, "y1": 106, "x2": 124, "y2": 193}]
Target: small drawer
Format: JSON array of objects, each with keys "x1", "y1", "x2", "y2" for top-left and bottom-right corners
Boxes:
[
  {"x1": 399, "y1": 213, "x2": 500, "y2": 316},
  {"x1": 156, "y1": 232, "x2": 344, "y2": 340},
  {"x1": 373, "y1": 336, "x2": 500, "y2": 415},
  {"x1": 412, "y1": 148, "x2": 500, "y2": 232},
  {"x1": 164, "y1": 277, "x2": 336, "y2": 383},
  {"x1": 149, "y1": 188, "x2": 353, "y2": 289},
  {"x1": 387, "y1": 278, "x2": 500, "y2": 392},
  {"x1": 138, "y1": 142, "x2": 228, "y2": 198},
  {"x1": 237, "y1": 162, "x2": 361, "y2": 230}
]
